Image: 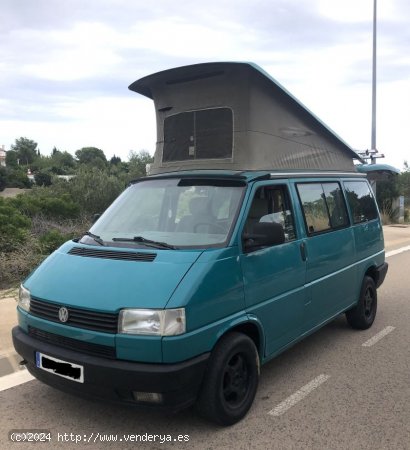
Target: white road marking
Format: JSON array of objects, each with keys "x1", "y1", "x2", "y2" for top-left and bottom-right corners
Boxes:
[
  {"x1": 0, "y1": 369, "x2": 34, "y2": 392},
  {"x1": 386, "y1": 245, "x2": 410, "y2": 258},
  {"x1": 362, "y1": 326, "x2": 395, "y2": 347},
  {"x1": 268, "y1": 374, "x2": 330, "y2": 417}
]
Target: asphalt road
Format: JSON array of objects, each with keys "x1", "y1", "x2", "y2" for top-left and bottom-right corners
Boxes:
[{"x1": 1, "y1": 238, "x2": 410, "y2": 449}]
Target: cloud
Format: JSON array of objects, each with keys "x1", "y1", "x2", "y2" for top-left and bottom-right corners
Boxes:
[
  {"x1": 0, "y1": 0, "x2": 409, "y2": 167},
  {"x1": 21, "y1": 24, "x2": 122, "y2": 82}
]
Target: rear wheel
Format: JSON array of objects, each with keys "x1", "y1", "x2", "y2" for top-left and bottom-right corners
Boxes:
[
  {"x1": 346, "y1": 276, "x2": 377, "y2": 329},
  {"x1": 196, "y1": 332, "x2": 259, "y2": 426}
]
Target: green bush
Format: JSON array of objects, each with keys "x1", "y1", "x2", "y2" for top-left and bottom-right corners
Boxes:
[
  {"x1": 34, "y1": 170, "x2": 52, "y2": 186},
  {"x1": 0, "y1": 198, "x2": 31, "y2": 252},
  {"x1": 39, "y1": 229, "x2": 70, "y2": 253},
  {"x1": 6, "y1": 168, "x2": 32, "y2": 188},
  {"x1": 9, "y1": 188, "x2": 80, "y2": 219},
  {"x1": 66, "y1": 167, "x2": 124, "y2": 215}
]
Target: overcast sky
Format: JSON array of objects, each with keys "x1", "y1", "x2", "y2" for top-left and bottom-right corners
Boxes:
[{"x1": 1, "y1": 0, "x2": 409, "y2": 169}]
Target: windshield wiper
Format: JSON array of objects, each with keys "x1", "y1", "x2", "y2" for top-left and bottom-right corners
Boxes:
[
  {"x1": 112, "y1": 236, "x2": 177, "y2": 250},
  {"x1": 84, "y1": 231, "x2": 105, "y2": 246}
]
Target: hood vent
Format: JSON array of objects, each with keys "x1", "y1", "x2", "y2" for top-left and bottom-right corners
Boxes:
[{"x1": 68, "y1": 246, "x2": 156, "y2": 262}]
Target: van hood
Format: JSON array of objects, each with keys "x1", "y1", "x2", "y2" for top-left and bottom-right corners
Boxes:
[{"x1": 24, "y1": 243, "x2": 202, "y2": 313}]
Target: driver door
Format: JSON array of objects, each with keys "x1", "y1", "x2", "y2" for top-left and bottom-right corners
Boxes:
[{"x1": 240, "y1": 182, "x2": 307, "y2": 357}]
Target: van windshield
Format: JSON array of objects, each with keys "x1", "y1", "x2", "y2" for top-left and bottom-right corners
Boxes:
[{"x1": 82, "y1": 178, "x2": 245, "y2": 249}]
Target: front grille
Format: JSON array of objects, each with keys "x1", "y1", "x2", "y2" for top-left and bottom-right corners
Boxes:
[
  {"x1": 30, "y1": 297, "x2": 118, "y2": 334},
  {"x1": 68, "y1": 246, "x2": 157, "y2": 262},
  {"x1": 28, "y1": 326, "x2": 116, "y2": 359}
]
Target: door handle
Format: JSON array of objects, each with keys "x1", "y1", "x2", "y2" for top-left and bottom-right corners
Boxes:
[{"x1": 300, "y1": 242, "x2": 307, "y2": 261}]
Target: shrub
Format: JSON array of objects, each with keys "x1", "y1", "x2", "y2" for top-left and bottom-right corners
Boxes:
[
  {"x1": 0, "y1": 234, "x2": 44, "y2": 288},
  {"x1": 9, "y1": 188, "x2": 80, "y2": 219},
  {"x1": 0, "y1": 198, "x2": 31, "y2": 252},
  {"x1": 6, "y1": 168, "x2": 31, "y2": 188},
  {"x1": 30, "y1": 214, "x2": 90, "y2": 238},
  {"x1": 34, "y1": 170, "x2": 52, "y2": 187},
  {"x1": 0, "y1": 215, "x2": 91, "y2": 289},
  {"x1": 66, "y1": 167, "x2": 124, "y2": 215},
  {"x1": 39, "y1": 229, "x2": 69, "y2": 253}
]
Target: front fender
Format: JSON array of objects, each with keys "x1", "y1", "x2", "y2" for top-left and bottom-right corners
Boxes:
[{"x1": 161, "y1": 312, "x2": 265, "y2": 363}]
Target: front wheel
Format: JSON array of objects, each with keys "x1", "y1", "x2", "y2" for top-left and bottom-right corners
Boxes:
[
  {"x1": 196, "y1": 332, "x2": 259, "y2": 426},
  {"x1": 346, "y1": 276, "x2": 377, "y2": 330}
]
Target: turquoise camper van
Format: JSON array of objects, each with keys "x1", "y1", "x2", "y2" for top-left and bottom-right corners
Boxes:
[{"x1": 13, "y1": 62, "x2": 388, "y2": 425}]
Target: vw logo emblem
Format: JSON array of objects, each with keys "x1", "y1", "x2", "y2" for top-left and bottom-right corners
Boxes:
[{"x1": 58, "y1": 307, "x2": 69, "y2": 323}]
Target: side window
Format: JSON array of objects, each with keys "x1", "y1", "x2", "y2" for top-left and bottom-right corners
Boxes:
[
  {"x1": 297, "y1": 182, "x2": 348, "y2": 235},
  {"x1": 344, "y1": 181, "x2": 378, "y2": 224},
  {"x1": 244, "y1": 185, "x2": 296, "y2": 243},
  {"x1": 323, "y1": 183, "x2": 349, "y2": 228}
]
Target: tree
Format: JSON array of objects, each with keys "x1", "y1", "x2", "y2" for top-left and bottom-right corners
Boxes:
[
  {"x1": 50, "y1": 150, "x2": 76, "y2": 174},
  {"x1": 128, "y1": 150, "x2": 154, "y2": 180},
  {"x1": 110, "y1": 155, "x2": 121, "y2": 165},
  {"x1": 11, "y1": 137, "x2": 38, "y2": 166},
  {"x1": 398, "y1": 161, "x2": 410, "y2": 208},
  {"x1": 0, "y1": 167, "x2": 6, "y2": 191},
  {"x1": 376, "y1": 175, "x2": 400, "y2": 221},
  {"x1": 75, "y1": 147, "x2": 107, "y2": 167},
  {"x1": 30, "y1": 150, "x2": 76, "y2": 175},
  {"x1": 5, "y1": 150, "x2": 18, "y2": 167}
]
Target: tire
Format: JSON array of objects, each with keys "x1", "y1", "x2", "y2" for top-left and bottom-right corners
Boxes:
[
  {"x1": 346, "y1": 276, "x2": 377, "y2": 330},
  {"x1": 196, "y1": 332, "x2": 260, "y2": 426}
]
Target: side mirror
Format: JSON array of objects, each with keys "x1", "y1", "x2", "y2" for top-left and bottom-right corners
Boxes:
[
  {"x1": 92, "y1": 213, "x2": 101, "y2": 224},
  {"x1": 243, "y1": 222, "x2": 285, "y2": 252}
]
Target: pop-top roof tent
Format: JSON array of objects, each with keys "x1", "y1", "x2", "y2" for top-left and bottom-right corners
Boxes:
[{"x1": 129, "y1": 62, "x2": 363, "y2": 175}]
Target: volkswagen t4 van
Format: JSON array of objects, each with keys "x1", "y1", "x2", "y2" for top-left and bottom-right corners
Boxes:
[{"x1": 13, "y1": 62, "x2": 388, "y2": 425}]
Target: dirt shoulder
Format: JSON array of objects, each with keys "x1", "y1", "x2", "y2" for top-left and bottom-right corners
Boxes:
[{"x1": 0, "y1": 188, "x2": 29, "y2": 198}]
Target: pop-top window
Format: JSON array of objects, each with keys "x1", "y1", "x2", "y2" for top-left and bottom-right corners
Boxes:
[{"x1": 163, "y1": 108, "x2": 233, "y2": 162}]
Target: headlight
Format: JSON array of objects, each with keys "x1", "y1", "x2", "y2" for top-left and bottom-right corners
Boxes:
[
  {"x1": 18, "y1": 285, "x2": 31, "y2": 312},
  {"x1": 119, "y1": 308, "x2": 186, "y2": 336}
]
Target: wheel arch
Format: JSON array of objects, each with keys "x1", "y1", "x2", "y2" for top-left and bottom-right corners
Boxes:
[
  {"x1": 365, "y1": 265, "x2": 379, "y2": 286},
  {"x1": 214, "y1": 315, "x2": 265, "y2": 361}
]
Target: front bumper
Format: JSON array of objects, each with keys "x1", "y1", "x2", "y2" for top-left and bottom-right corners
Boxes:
[{"x1": 12, "y1": 326, "x2": 209, "y2": 411}]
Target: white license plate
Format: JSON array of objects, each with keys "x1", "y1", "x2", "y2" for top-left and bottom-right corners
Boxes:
[{"x1": 35, "y1": 352, "x2": 84, "y2": 383}]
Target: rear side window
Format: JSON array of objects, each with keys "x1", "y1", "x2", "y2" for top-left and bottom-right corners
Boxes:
[
  {"x1": 344, "y1": 181, "x2": 378, "y2": 224},
  {"x1": 297, "y1": 182, "x2": 349, "y2": 235}
]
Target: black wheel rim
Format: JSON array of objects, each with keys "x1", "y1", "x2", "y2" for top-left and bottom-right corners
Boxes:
[
  {"x1": 364, "y1": 286, "x2": 375, "y2": 318},
  {"x1": 222, "y1": 353, "x2": 250, "y2": 407}
]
